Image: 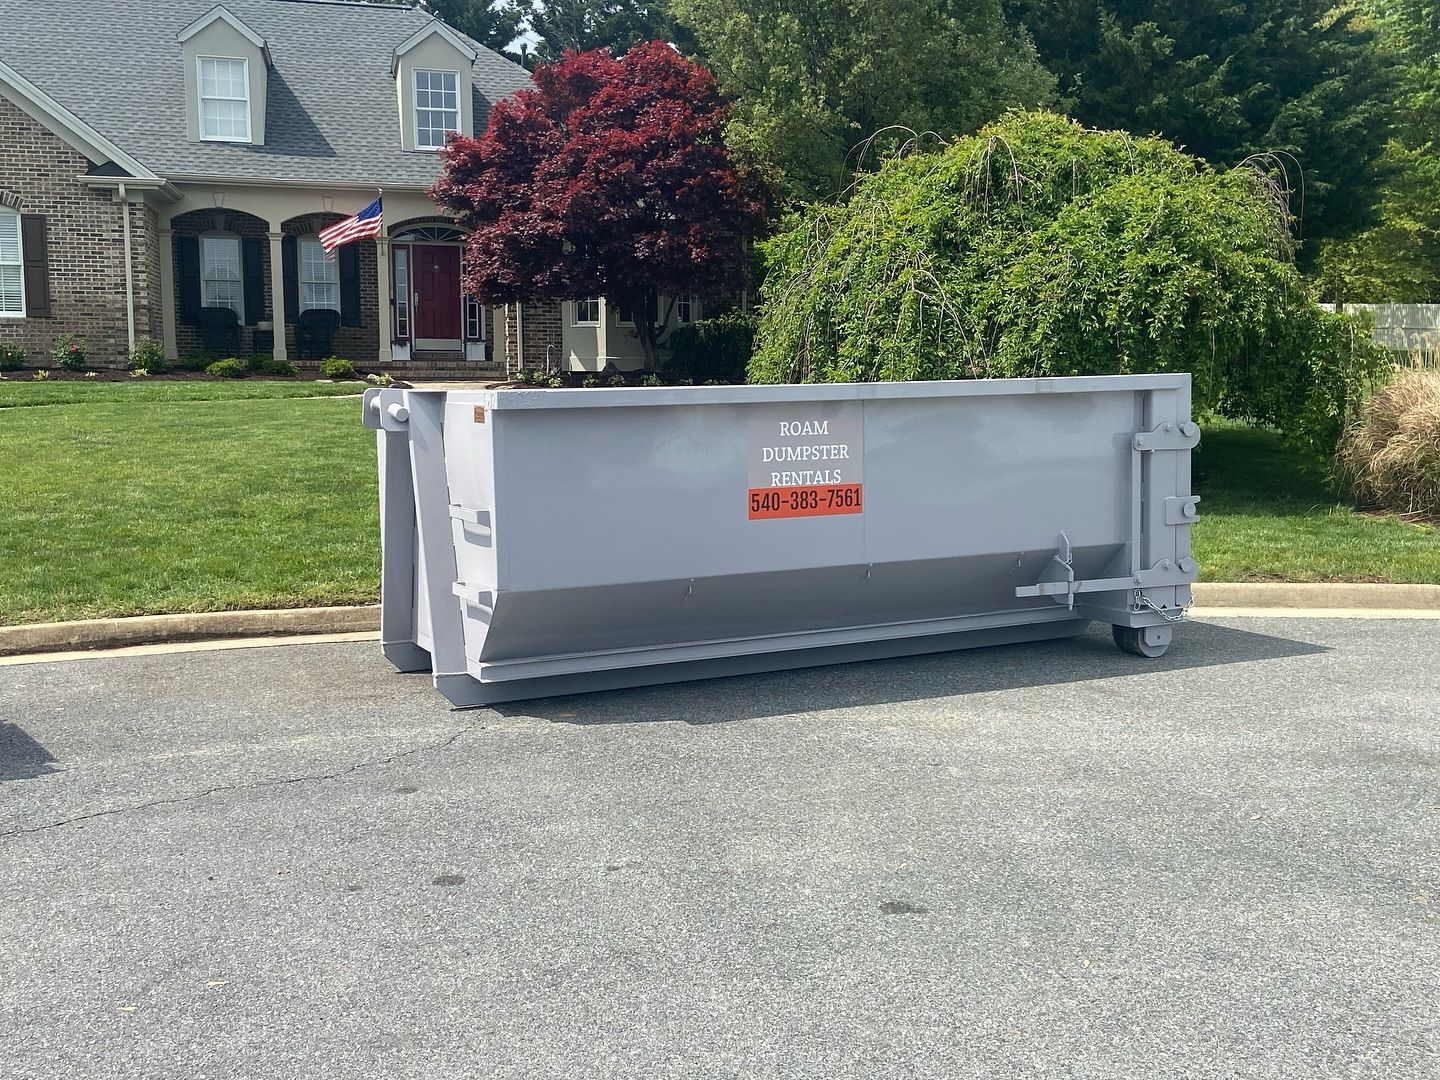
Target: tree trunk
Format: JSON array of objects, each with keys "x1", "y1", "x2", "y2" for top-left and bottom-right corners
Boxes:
[{"x1": 636, "y1": 287, "x2": 662, "y2": 371}]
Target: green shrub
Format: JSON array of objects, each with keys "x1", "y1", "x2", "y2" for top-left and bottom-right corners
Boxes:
[
  {"x1": 129, "y1": 336, "x2": 166, "y2": 374},
  {"x1": 1338, "y1": 370, "x2": 1440, "y2": 516},
  {"x1": 32, "y1": 369, "x2": 49, "y2": 381},
  {"x1": 251, "y1": 355, "x2": 298, "y2": 377},
  {"x1": 206, "y1": 358, "x2": 247, "y2": 379},
  {"x1": 667, "y1": 312, "x2": 756, "y2": 383},
  {"x1": 319, "y1": 357, "x2": 357, "y2": 380},
  {"x1": 366, "y1": 372, "x2": 395, "y2": 387},
  {"x1": 753, "y1": 111, "x2": 1390, "y2": 457},
  {"x1": 0, "y1": 342, "x2": 24, "y2": 371},
  {"x1": 640, "y1": 373, "x2": 662, "y2": 387},
  {"x1": 606, "y1": 373, "x2": 628, "y2": 387},
  {"x1": 180, "y1": 348, "x2": 218, "y2": 372},
  {"x1": 51, "y1": 334, "x2": 89, "y2": 371}
]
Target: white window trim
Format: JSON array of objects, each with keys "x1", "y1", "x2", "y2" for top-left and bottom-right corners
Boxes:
[
  {"x1": 464, "y1": 292, "x2": 487, "y2": 342},
  {"x1": 0, "y1": 207, "x2": 23, "y2": 318},
  {"x1": 298, "y1": 236, "x2": 339, "y2": 313},
  {"x1": 413, "y1": 68, "x2": 460, "y2": 151},
  {"x1": 197, "y1": 55, "x2": 252, "y2": 143},
  {"x1": 677, "y1": 295, "x2": 697, "y2": 324},
  {"x1": 392, "y1": 246, "x2": 410, "y2": 341},
  {"x1": 572, "y1": 298, "x2": 600, "y2": 326},
  {"x1": 200, "y1": 231, "x2": 245, "y2": 324}
]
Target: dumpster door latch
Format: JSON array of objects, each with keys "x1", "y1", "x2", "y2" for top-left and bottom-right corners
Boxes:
[
  {"x1": 1016, "y1": 533, "x2": 1198, "y2": 607},
  {"x1": 1015, "y1": 532, "x2": 1078, "y2": 610}
]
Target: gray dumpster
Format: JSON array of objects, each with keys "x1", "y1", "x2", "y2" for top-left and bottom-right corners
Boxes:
[{"x1": 363, "y1": 375, "x2": 1200, "y2": 706}]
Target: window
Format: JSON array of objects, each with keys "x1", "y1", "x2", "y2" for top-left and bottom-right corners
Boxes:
[
  {"x1": 465, "y1": 292, "x2": 485, "y2": 341},
  {"x1": 198, "y1": 57, "x2": 251, "y2": 142},
  {"x1": 676, "y1": 295, "x2": 696, "y2": 324},
  {"x1": 0, "y1": 209, "x2": 22, "y2": 316},
  {"x1": 573, "y1": 298, "x2": 600, "y2": 325},
  {"x1": 414, "y1": 70, "x2": 459, "y2": 150},
  {"x1": 393, "y1": 248, "x2": 409, "y2": 340},
  {"x1": 615, "y1": 303, "x2": 636, "y2": 327},
  {"x1": 299, "y1": 237, "x2": 339, "y2": 312},
  {"x1": 200, "y1": 233, "x2": 243, "y2": 321}
]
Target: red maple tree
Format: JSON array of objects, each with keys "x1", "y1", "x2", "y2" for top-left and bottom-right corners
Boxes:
[{"x1": 432, "y1": 41, "x2": 767, "y2": 370}]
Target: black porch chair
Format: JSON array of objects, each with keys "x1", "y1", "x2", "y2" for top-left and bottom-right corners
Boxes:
[
  {"x1": 296, "y1": 309, "x2": 341, "y2": 360},
  {"x1": 196, "y1": 306, "x2": 241, "y2": 356}
]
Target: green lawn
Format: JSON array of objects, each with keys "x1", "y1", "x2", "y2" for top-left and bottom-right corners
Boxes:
[
  {"x1": 1193, "y1": 422, "x2": 1440, "y2": 583},
  {"x1": 0, "y1": 379, "x2": 366, "y2": 409},
  {"x1": 0, "y1": 381, "x2": 378, "y2": 625},
  {"x1": 0, "y1": 385, "x2": 1436, "y2": 625}
]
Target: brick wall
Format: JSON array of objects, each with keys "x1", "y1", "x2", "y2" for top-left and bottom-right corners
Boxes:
[
  {"x1": 282, "y1": 214, "x2": 378, "y2": 365},
  {"x1": 0, "y1": 96, "x2": 158, "y2": 368},
  {"x1": 498, "y1": 300, "x2": 564, "y2": 371},
  {"x1": 523, "y1": 302, "x2": 564, "y2": 370},
  {"x1": 170, "y1": 208, "x2": 270, "y2": 360},
  {"x1": 167, "y1": 210, "x2": 380, "y2": 365}
]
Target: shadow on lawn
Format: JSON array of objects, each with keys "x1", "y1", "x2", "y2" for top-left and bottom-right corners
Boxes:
[
  {"x1": 496, "y1": 620, "x2": 1325, "y2": 726},
  {"x1": 0, "y1": 723, "x2": 62, "y2": 781}
]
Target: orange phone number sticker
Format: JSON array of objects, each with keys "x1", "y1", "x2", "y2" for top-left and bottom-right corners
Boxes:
[{"x1": 748, "y1": 484, "x2": 864, "y2": 520}]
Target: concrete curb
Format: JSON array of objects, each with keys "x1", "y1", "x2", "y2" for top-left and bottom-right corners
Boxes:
[
  {"x1": 0, "y1": 605, "x2": 380, "y2": 657},
  {"x1": 1, "y1": 583, "x2": 1437, "y2": 657},
  {"x1": 1191, "y1": 582, "x2": 1440, "y2": 610}
]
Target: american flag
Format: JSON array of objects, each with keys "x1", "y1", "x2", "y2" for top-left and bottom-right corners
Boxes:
[{"x1": 318, "y1": 196, "x2": 383, "y2": 255}]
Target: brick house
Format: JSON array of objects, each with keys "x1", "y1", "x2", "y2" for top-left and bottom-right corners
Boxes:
[{"x1": 0, "y1": 0, "x2": 699, "y2": 375}]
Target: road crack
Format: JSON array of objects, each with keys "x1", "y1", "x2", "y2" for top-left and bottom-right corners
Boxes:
[{"x1": 0, "y1": 724, "x2": 481, "y2": 840}]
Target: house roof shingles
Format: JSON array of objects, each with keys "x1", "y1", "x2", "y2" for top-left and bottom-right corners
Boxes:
[{"x1": 0, "y1": 0, "x2": 530, "y2": 186}]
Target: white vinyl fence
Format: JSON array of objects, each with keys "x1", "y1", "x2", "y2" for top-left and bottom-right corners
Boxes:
[{"x1": 1320, "y1": 303, "x2": 1440, "y2": 352}]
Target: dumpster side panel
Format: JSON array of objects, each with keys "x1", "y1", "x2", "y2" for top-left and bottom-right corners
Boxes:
[
  {"x1": 373, "y1": 376, "x2": 1199, "y2": 704},
  {"x1": 479, "y1": 392, "x2": 1138, "y2": 591}
]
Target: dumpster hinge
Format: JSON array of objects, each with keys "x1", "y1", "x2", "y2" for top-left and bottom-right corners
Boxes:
[{"x1": 1133, "y1": 421, "x2": 1200, "y2": 452}]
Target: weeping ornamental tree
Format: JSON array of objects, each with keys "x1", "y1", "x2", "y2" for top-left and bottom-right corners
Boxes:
[
  {"x1": 432, "y1": 42, "x2": 767, "y2": 370},
  {"x1": 751, "y1": 112, "x2": 1389, "y2": 456}
]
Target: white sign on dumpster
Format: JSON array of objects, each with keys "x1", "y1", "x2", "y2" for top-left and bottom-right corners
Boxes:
[{"x1": 746, "y1": 405, "x2": 865, "y2": 520}]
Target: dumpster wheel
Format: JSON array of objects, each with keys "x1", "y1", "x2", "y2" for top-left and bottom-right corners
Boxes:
[{"x1": 1112, "y1": 624, "x2": 1171, "y2": 658}]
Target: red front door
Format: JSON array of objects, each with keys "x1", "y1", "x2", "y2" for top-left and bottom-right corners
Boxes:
[{"x1": 413, "y1": 244, "x2": 462, "y2": 343}]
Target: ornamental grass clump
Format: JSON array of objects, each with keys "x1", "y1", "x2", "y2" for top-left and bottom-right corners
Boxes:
[
  {"x1": 751, "y1": 111, "x2": 1389, "y2": 456},
  {"x1": 1338, "y1": 370, "x2": 1440, "y2": 517}
]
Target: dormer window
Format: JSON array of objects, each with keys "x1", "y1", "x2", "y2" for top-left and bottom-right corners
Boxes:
[
  {"x1": 198, "y1": 57, "x2": 251, "y2": 141},
  {"x1": 178, "y1": 6, "x2": 269, "y2": 145},
  {"x1": 414, "y1": 70, "x2": 459, "y2": 150},
  {"x1": 392, "y1": 21, "x2": 475, "y2": 152}
]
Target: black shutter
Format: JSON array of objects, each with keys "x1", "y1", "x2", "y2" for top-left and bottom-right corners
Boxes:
[
  {"x1": 338, "y1": 244, "x2": 360, "y2": 327},
  {"x1": 20, "y1": 215, "x2": 50, "y2": 317},
  {"x1": 242, "y1": 236, "x2": 264, "y2": 326},
  {"x1": 176, "y1": 234, "x2": 201, "y2": 325},
  {"x1": 281, "y1": 235, "x2": 298, "y2": 324}
]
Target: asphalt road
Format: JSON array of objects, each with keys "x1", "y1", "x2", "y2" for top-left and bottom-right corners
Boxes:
[{"x1": 1, "y1": 617, "x2": 1437, "y2": 1079}]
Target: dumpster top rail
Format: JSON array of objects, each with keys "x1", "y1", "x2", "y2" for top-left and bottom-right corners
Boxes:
[{"x1": 405, "y1": 373, "x2": 1192, "y2": 412}]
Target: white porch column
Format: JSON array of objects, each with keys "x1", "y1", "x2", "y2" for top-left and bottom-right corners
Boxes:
[
  {"x1": 158, "y1": 225, "x2": 178, "y2": 361},
  {"x1": 375, "y1": 236, "x2": 391, "y2": 364},
  {"x1": 267, "y1": 230, "x2": 288, "y2": 362}
]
